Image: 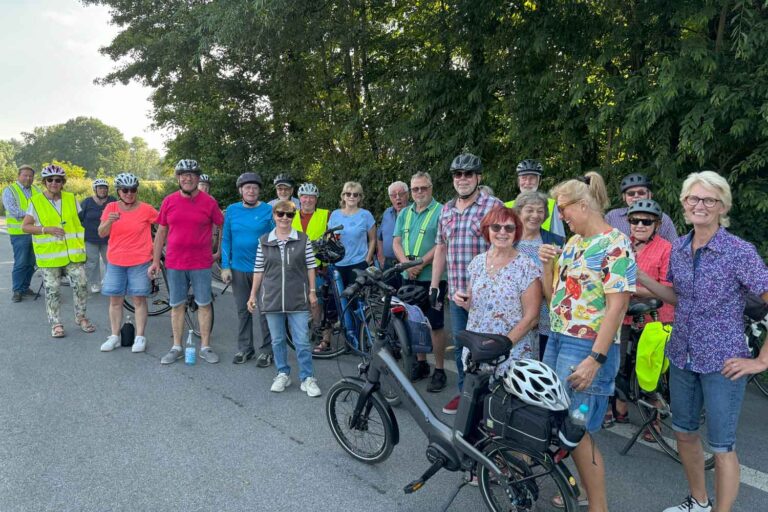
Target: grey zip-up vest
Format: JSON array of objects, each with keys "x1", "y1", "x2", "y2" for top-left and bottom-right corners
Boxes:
[{"x1": 257, "y1": 231, "x2": 311, "y2": 313}]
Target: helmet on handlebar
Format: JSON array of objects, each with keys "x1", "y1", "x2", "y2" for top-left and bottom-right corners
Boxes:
[
  {"x1": 502, "y1": 359, "x2": 570, "y2": 412},
  {"x1": 313, "y1": 236, "x2": 345, "y2": 264},
  {"x1": 395, "y1": 284, "x2": 428, "y2": 308}
]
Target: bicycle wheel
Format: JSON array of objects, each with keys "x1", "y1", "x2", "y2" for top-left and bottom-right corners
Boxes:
[
  {"x1": 357, "y1": 312, "x2": 401, "y2": 406},
  {"x1": 479, "y1": 443, "x2": 578, "y2": 512},
  {"x1": 748, "y1": 331, "x2": 768, "y2": 398},
  {"x1": 325, "y1": 380, "x2": 395, "y2": 464},
  {"x1": 124, "y1": 266, "x2": 171, "y2": 316},
  {"x1": 310, "y1": 297, "x2": 348, "y2": 359},
  {"x1": 631, "y1": 373, "x2": 715, "y2": 470},
  {"x1": 185, "y1": 294, "x2": 215, "y2": 338}
]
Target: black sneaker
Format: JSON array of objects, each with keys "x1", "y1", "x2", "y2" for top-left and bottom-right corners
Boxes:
[
  {"x1": 233, "y1": 348, "x2": 255, "y2": 364},
  {"x1": 23, "y1": 288, "x2": 36, "y2": 296},
  {"x1": 410, "y1": 361, "x2": 430, "y2": 381},
  {"x1": 427, "y1": 370, "x2": 447, "y2": 393},
  {"x1": 12, "y1": 292, "x2": 22, "y2": 303},
  {"x1": 255, "y1": 352, "x2": 274, "y2": 368}
]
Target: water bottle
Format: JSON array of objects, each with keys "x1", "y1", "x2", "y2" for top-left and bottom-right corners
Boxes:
[
  {"x1": 185, "y1": 330, "x2": 196, "y2": 365},
  {"x1": 570, "y1": 404, "x2": 589, "y2": 427}
]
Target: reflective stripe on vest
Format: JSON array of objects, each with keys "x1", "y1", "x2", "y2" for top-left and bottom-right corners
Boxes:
[
  {"x1": 402, "y1": 201, "x2": 439, "y2": 258},
  {"x1": 30, "y1": 191, "x2": 86, "y2": 267},
  {"x1": 504, "y1": 197, "x2": 556, "y2": 232},
  {"x1": 6, "y1": 183, "x2": 40, "y2": 235},
  {"x1": 292, "y1": 208, "x2": 329, "y2": 265}
]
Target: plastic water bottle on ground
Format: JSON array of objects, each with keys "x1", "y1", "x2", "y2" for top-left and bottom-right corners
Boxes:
[
  {"x1": 185, "y1": 330, "x2": 196, "y2": 365},
  {"x1": 570, "y1": 404, "x2": 589, "y2": 427}
]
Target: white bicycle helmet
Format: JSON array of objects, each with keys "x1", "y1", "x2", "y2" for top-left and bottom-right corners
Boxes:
[
  {"x1": 297, "y1": 182, "x2": 319, "y2": 197},
  {"x1": 92, "y1": 178, "x2": 109, "y2": 190},
  {"x1": 502, "y1": 359, "x2": 570, "y2": 412},
  {"x1": 174, "y1": 159, "x2": 201, "y2": 174},
  {"x1": 199, "y1": 173, "x2": 211, "y2": 183},
  {"x1": 41, "y1": 164, "x2": 66, "y2": 179},
  {"x1": 114, "y1": 172, "x2": 139, "y2": 188}
]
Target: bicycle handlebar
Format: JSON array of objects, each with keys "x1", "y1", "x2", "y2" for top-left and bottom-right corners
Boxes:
[{"x1": 341, "y1": 258, "x2": 423, "y2": 299}]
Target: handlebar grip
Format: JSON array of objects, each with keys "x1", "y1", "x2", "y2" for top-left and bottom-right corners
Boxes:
[{"x1": 341, "y1": 284, "x2": 360, "y2": 300}]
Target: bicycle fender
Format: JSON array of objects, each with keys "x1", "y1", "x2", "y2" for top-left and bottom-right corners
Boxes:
[
  {"x1": 554, "y1": 459, "x2": 581, "y2": 499},
  {"x1": 339, "y1": 376, "x2": 400, "y2": 446}
]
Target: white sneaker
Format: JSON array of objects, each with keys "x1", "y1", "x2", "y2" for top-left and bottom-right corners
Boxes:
[
  {"x1": 89, "y1": 284, "x2": 101, "y2": 294},
  {"x1": 300, "y1": 377, "x2": 322, "y2": 397},
  {"x1": 270, "y1": 373, "x2": 292, "y2": 392},
  {"x1": 663, "y1": 495, "x2": 712, "y2": 512},
  {"x1": 132, "y1": 336, "x2": 146, "y2": 353},
  {"x1": 100, "y1": 335, "x2": 120, "y2": 352}
]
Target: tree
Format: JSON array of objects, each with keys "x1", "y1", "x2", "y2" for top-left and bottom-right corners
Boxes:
[{"x1": 115, "y1": 137, "x2": 163, "y2": 178}]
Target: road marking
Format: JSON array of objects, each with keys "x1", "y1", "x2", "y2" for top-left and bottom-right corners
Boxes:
[{"x1": 608, "y1": 423, "x2": 768, "y2": 493}]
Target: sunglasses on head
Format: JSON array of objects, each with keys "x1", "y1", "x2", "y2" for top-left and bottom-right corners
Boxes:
[
  {"x1": 628, "y1": 218, "x2": 655, "y2": 226},
  {"x1": 120, "y1": 187, "x2": 138, "y2": 194},
  {"x1": 45, "y1": 177, "x2": 64, "y2": 184},
  {"x1": 274, "y1": 210, "x2": 296, "y2": 218},
  {"x1": 489, "y1": 224, "x2": 516, "y2": 233},
  {"x1": 452, "y1": 170, "x2": 476, "y2": 179},
  {"x1": 625, "y1": 189, "x2": 649, "y2": 198},
  {"x1": 411, "y1": 186, "x2": 431, "y2": 193},
  {"x1": 343, "y1": 191, "x2": 361, "y2": 198}
]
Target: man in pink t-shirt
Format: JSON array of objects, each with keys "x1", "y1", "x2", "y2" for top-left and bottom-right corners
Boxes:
[{"x1": 149, "y1": 159, "x2": 224, "y2": 365}]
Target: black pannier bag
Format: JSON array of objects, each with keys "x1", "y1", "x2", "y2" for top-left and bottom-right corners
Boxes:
[{"x1": 482, "y1": 384, "x2": 562, "y2": 454}]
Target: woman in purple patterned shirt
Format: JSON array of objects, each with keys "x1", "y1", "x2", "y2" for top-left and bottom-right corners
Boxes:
[{"x1": 639, "y1": 171, "x2": 768, "y2": 512}]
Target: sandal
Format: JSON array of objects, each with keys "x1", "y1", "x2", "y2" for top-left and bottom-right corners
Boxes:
[
  {"x1": 614, "y1": 411, "x2": 629, "y2": 424},
  {"x1": 602, "y1": 412, "x2": 615, "y2": 429},
  {"x1": 313, "y1": 341, "x2": 331, "y2": 353},
  {"x1": 642, "y1": 428, "x2": 657, "y2": 443},
  {"x1": 78, "y1": 318, "x2": 96, "y2": 333},
  {"x1": 51, "y1": 324, "x2": 65, "y2": 338},
  {"x1": 552, "y1": 494, "x2": 589, "y2": 508}
]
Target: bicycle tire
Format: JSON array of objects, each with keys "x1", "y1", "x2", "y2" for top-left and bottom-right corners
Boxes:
[
  {"x1": 325, "y1": 380, "x2": 395, "y2": 464},
  {"x1": 631, "y1": 373, "x2": 715, "y2": 470},
  {"x1": 748, "y1": 330, "x2": 768, "y2": 398},
  {"x1": 363, "y1": 316, "x2": 401, "y2": 407},
  {"x1": 124, "y1": 265, "x2": 171, "y2": 316},
  {"x1": 478, "y1": 443, "x2": 578, "y2": 512},
  {"x1": 184, "y1": 294, "x2": 215, "y2": 338}
]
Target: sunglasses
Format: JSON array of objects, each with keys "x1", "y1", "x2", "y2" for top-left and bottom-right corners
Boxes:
[
  {"x1": 45, "y1": 178, "x2": 64, "y2": 184},
  {"x1": 452, "y1": 170, "x2": 476, "y2": 179},
  {"x1": 625, "y1": 189, "x2": 649, "y2": 198},
  {"x1": 628, "y1": 218, "x2": 655, "y2": 226},
  {"x1": 343, "y1": 192, "x2": 361, "y2": 198},
  {"x1": 119, "y1": 187, "x2": 138, "y2": 194},
  {"x1": 274, "y1": 210, "x2": 296, "y2": 218},
  {"x1": 411, "y1": 186, "x2": 431, "y2": 193},
  {"x1": 490, "y1": 224, "x2": 516, "y2": 233}
]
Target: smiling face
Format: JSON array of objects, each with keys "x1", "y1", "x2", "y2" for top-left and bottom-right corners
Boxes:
[
  {"x1": 628, "y1": 214, "x2": 658, "y2": 242},
  {"x1": 623, "y1": 185, "x2": 651, "y2": 207},
  {"x1": 177, "y1": 172, "x2": 200, "y2": 194},
  {"x1": 410, "y1": 176, "x2": 433, "y2": 208},
  {"x1": 299, "y1": 193, "x2": 317, "y2": 213},
  {"x1": 197, "y1": 182, "x2": 210, "y2": 193},
  {"x1": 518, "y1": 201, "x2": 547, "y2": 233},
  {"x1": 341, "y1": 186, "x2": 362, "y2": 208},
  {"x1": 18, "y1": 168, "x2": 34, "y2": 187},
  {"x1": 517, "y1": 174, "x2": 540, "y2": 192},
  {"x1": 452, "y1": 170, "x2": 480, "y2": 197},
  {"x1": 43, "y1": 176, "x2": 65, "y2": 194},
  {"x1": 276, "y1": 184, "x2": 293, "y2": 201},
  {"x1": 240, "y1": 183, "x2": 260, "y2": 205},
  {"x1": 95, "y1": 185, "x2": 109, "y2": 199},
  {"x1": 557, "y1": 196, "x2": 589, "y2": 235},
  {"x1": 489, "y1": 221, "x2": 517, "y2": 249},
  {"x1": 682, "y1": 183, "x2": 725, "y2": 229},
  {"x1": 273, "y1": 207, "x2": 296, "y2": 229}
]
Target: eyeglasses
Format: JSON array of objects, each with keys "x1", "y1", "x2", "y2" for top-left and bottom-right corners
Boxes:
[
  {"x1": 685, "y1": 195, "x2": 720, "y2": 208},
  {"x1": 411, "y1": 186, "x2": 431, "y2": 193},
  {"x1": 343, "y1": 192, "x2": 361, "y2": 198},
  {"x1": 274, "y1": 210, "x2": 296, "y2": 218},
  {"x1": 625, "y1": 189, "x2": 649, "y2": 198},
  {"x1": 452, "y1": 170, "x2": 476, "y2": 179},
  {"x1": 628, "y1": 218, "x2": 655, "y2": 226},
  {"x1": 489, "y1": 224, "x2": 516, "y2": 233},
  {"x1": 557, "y1": 198, "x2": 581, "y2": 210},
  {"x1": 389, "y1": 191, "x2": 407, "y2": 198},
  {"x1": 45, "y1": 178, "x2": 64, "y2": 184}
]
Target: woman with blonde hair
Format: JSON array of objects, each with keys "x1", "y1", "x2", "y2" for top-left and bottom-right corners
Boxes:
[
  {"x1": 328, "y1": 181, "x2": 376, "y2": 286},
  {"x1": 639, "y1": 171, "x2": 768, "y2": 512},
  {"x1": 538, "y1": 171, "x2": 636, "y2": 511}
]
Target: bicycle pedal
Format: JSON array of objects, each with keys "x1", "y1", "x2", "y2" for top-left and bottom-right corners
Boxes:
[{"x1": 403, "y1": 479, "x2": 425, "y2": 494}]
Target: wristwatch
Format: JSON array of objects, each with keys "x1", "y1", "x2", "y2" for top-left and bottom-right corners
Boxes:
[{"x1": 590, "y1": 351, "x2": 607, "y2": 365}]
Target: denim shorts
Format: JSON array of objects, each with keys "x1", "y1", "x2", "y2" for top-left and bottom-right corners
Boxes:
[
  {"x1": 102, "y1": 261, "x2": 152, "y2": 297},
  {"x1": 543, "y1": 332, "x2": 620, "y2": 433},
  {"x1": 668, "y1": 363, "x2": 747, "y2": 453},
  {"x1": 166, "y1": 268, "x2": 213, "y2": 307}
]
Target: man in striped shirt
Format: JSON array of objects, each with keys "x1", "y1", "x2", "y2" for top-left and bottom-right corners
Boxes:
[{"x1": 430, "y1": 153, "x2": 503, "y2": 414}]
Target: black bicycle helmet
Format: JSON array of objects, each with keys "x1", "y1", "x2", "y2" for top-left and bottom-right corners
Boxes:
[
  {"x1": 313, "y1": 237, "x2": 345, "y2": 264},
  {"x1": 450, "y1": 153, "x2": 483, "y2": 173},
  {"x1": 236, "y1": 172, "x2": 263, "y2": 187},
  {"x1": 620, "y1": 173, "x2": 651, "y2": 193},
  {"x1": 174, "y1": 159, "x2": 201, "y2": 175},
  {"x1": 627, "y1": 199, "x2": 662, "y2": 218},
  {"x1": 273, "y1": 173, "x2": 294, "y2": 187},
  {"x1": 516, "y1": 159, "x2": 543, "y2": 176},
  {"x1": 396, "y1": 284, "x2": 428, "y2": 307}
]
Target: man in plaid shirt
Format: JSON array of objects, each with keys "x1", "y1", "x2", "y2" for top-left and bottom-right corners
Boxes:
[{"x1": 430, "y1": 153, "x2": 503, "y2": 414}]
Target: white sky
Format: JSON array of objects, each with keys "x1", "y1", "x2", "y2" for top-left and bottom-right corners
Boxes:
[{"x1": 0, "y1": 0, "x2": 167, "y2": 152}]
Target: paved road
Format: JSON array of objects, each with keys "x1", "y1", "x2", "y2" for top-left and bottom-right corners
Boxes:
[{"x1": 0, "y1": 231, "x2": 766, "y2": 511}]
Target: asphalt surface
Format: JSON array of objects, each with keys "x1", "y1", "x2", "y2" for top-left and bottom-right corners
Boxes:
[{"x1": 1, "y1": 229, "x2": 767, "y2": 512}]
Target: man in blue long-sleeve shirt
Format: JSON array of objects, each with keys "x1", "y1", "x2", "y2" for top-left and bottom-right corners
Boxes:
[{"x1": 2, "y1": 165, "x2": 40, "y2": 302}]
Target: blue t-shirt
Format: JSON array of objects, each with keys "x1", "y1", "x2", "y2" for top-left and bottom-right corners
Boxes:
[
  {"x1": 377, "y1": 205, "x2": 407, "y2": 260},
  {"x1": 329, "y1": 208, "x2": 375, "y2": 266},
  {"x1": 221, "y1": 201, "x2": 275, "y2": 273}
]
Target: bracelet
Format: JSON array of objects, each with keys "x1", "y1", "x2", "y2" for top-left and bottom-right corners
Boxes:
[{"x1": 310, "y1": 288, "x2": 316, "y2": 292}]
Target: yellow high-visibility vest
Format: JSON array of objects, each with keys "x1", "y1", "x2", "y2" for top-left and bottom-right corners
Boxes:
[
  {"x1": 293, "y1": 208, "x2": 329, "y2": 266},
  {"x1": 505, "y1": 197, "x2": 556, "y2": 232},
  {"x1": 5, "y1": 183, "x2": 40, "y2": 235},
  {"x1": 30, "y1": 192, "x2": 86, "y2": 267}
]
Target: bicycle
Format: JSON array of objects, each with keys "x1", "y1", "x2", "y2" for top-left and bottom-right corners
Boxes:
[
  {"x1": 325, "y1": 261, "x2": 585, "y2": 511},
  {"x1": 616, "y1": 299, "x2": 715, "y2": 469},
  {"x1": 745, "y1": 294, "x2": 768, "y2": 398}
]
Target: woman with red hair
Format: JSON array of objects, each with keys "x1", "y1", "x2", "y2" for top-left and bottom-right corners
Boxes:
[{"x1": 456, "y1": 205, "x2": 542, "y2": 369}]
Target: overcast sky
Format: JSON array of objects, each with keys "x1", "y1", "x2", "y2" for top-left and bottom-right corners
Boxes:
[{"x1": 0, "y1": 0, "x2": 166, "y2": 152}]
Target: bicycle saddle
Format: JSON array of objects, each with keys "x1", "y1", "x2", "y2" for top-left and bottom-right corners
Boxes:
[
  {"x1": 456, "y1": 330, "x2": 512, "y2": 363},
  {"x1": 627, "y1": 298, "x2": 663, "y2": 317}
]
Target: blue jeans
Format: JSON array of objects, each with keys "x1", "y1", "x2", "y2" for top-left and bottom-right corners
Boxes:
[
  {"x1": 266, "y1": 311, "x2": 314, "y2": 381},
  {"x1": 102, "y1": 261, "x2": 151, "y2": 297},
  {"x1": 668, "y1": 363, "x2": 747, "y2": 453},
  {"x1": 166, "y1": 268, "x2": 213, "y2": 307},
  {"x1": 10, "y1": 234, "x2": 35, "y2": 293},
  {"x1": 449, "y1": 300, "x2": 469, "y2": 391}
]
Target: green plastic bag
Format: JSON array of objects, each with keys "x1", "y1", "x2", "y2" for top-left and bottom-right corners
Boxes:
[{"x1": 635, "y1": 322, "x2": 671, "y2": 393}]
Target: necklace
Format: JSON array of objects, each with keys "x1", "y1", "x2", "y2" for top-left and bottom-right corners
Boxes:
[{"x1": 486, "y1": 249, "x2": 515, "y2": 276}]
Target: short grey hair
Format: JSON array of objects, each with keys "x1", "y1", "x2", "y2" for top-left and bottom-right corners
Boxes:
[
  {"x1": 388, "y1": 181, "x2": 409, "y2": 195},
  {"x1": 514, "y1": 190, "x2": 549, "y2": 212},
  {"x1": 410, "y1": 171, "x2": 432, "y2": 186},
  {"x1": 18, "y1": 164, "x2": 35, "y2": 174}
]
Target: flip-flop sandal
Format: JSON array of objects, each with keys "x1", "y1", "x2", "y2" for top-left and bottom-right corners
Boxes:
[
  {"x1": 51, "y1": 324, "x2": 65, "y2": 338},
  {"x1": 602, "y1": 412, "x2": 615, "y2": 429},
  {"x1": 78, "y1": 318, "x2": 96, "y2": 333},
  {"x1": 552, "y1": 494, "x2": 589, "y2": 508},
  {"x1": 642, "y1": 429, "x2": 658, "y2": 443},
  {"x1": 614, "y1": 411, "x2": 630, "y2": 424}
]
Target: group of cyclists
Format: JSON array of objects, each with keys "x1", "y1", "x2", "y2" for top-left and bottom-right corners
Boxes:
[{"x1": 3, "y1": 153, "x2": 768, "y2": 512}]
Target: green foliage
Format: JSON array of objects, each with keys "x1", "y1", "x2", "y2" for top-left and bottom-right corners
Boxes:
[{"x1": 85, "y1": 0, "x2": 768, "y2": 255}]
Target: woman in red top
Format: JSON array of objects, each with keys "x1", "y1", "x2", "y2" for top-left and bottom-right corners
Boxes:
[{"x1": 605, "y1": 199, "x2": 674, "y2": 435}]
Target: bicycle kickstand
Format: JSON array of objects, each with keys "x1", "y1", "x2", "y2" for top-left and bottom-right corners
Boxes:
[{"x1": 620, "y1": 411, "x2": 658, "y2": 456}]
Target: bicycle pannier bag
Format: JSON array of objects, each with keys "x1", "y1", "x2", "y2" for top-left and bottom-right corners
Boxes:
[
  {"x1": 120, "y1": 317, "x2": 136, "y2": 347},
  {"x1": 483, "y1": 384, "x2": 559, "y2": 454}
]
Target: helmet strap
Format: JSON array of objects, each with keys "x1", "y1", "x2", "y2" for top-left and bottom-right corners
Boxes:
[{"x1": 458, "y1": 184, "x2": 479, "y2": 201}]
